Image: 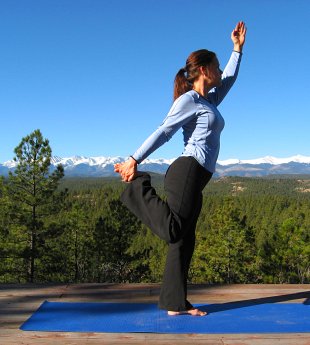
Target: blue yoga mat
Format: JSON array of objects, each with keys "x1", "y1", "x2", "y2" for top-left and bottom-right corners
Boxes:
[{"x1": 20, "y1": 301, "x2": 310, "y2": 334}]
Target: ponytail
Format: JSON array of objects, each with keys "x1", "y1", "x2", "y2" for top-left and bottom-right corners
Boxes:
[{"x1": 173, "y1": 68, "x2": 192, "y2": 101}]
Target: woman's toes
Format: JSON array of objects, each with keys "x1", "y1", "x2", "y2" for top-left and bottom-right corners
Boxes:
[{"x1": 167, "y1": 308, "x2": 207, "y2": 316}]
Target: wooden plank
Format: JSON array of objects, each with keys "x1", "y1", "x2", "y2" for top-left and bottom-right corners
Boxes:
[
  {"x1": 222, "y1": 334, "x2": 310, "y2": 345},
  {"x1": 1, "y1": 329, "x2": 310, "y2": 345},
  {"x1": 0, "y1": 284, "x2": 309, "y2": 345}
]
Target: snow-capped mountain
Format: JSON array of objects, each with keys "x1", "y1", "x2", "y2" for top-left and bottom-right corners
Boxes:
[
  {"x1": 217, "y1": 155, "x2": 310, "y2": 166},
  {"x1": 1, "y1": 155, "x2": 310, "y2": 177}
]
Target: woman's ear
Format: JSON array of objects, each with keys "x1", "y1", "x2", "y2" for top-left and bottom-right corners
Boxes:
[{"x1": 199, "y1": 65, "x2": 209, "y2": 77}]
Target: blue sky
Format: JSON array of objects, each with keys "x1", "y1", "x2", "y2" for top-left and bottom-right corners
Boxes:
[{"x1": 1, "y1": 0, "x2": 309, "y2": 162}]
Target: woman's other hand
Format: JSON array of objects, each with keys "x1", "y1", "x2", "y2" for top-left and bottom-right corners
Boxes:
[
  {"x1": 231, "y1": 21, "x2": 247, "y2": 52},
  {"x1": 114, "y1": 157, "x2": 138, "y2": 182}
]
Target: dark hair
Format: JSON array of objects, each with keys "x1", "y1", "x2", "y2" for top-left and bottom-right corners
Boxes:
[{"x1": 173, "y1": 49, "x2": 216, "y2": 100}]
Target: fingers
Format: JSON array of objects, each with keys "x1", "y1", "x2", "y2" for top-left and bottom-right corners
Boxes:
[
  {"x1": 231, "y1": 21, "x2": 247, "y2": 47},
  {"x1": 114, "y1": 163, "x2": 125, "y2": 175},
  {"x1": 233, "y1": 21, "x2": 241, "y2": 34},
  {"x1": 241, "y1": 23, "x2": 247, "y2": 36},
  {"x1": 119, "y1": 168, "x2": 136, "y2": 182},
  {"x1": 127, "y1": 173, "x2": 135, "y2": 182},
  {"x1": 114, "y1": 160, "x2": 137, "y2": 182},
  {"x1": 236, "y1": 21, "x2": 246, "y2": 35},
  {"x1": 114, "y1": 163, "x2": 132, "y2": 182},
  {"x1": 239, "y1": 21, "x2": 245, "y2": 33},
  {"x1": 114, "y1": 162, "x2": 127, "y2": 172},
  {"x1": 121, "y1": 172, "x2": 135, "y2": 182},
  {"x1": 114, "y1": 163, "x2": 122, "y2": 173},
  {"x1": 234, "y1": 21, "x2": 245, "y2": 33}
]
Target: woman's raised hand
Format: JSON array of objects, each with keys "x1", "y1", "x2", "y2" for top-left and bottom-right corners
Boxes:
[
  {"x1": 231, "y1": 21, "x2": 247, "y2": 52},
  {"x1": 114, "y1": 157, "x2": 138, "y2": 182}
]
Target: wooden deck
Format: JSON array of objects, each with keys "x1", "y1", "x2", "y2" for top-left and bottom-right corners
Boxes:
[{"x1": 0, "y1": 283, "x2": 309, "y2": 344}]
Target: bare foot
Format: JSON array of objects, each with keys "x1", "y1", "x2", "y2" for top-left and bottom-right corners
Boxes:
[{"x1": 168, "y1": 308, "x2": 207, "y2": 316}]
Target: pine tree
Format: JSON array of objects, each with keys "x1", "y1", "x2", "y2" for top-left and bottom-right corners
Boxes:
[
  {"x1": 95, "y1": 198, "x2": 141, "y2": 282},
  {"x1": 192, "y1": 197, "x2": 256, "y2": 283},
  {"x1": 7, "y1": 129, "x2": 64, "y2": 282},
  {"x1": 0, "y1": 177, "x2": 14, "y2": 282},
  {"x1": 276, "y1": 217, "x2": 310, "y2": 283}
]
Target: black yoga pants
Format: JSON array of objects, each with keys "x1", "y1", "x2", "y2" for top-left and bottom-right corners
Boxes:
[{"x1": 121, "y1": 156, "x2": 212, "y2": 310}]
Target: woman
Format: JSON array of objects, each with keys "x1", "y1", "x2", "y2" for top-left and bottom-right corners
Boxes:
[{"x1": 114, "y1": 21, "x2": 247, "y2": 316}]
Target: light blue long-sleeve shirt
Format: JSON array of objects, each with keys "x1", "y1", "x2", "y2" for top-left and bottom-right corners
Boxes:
[{"x1": 132, "y1": 51, "x2": 242, "y2": 173}]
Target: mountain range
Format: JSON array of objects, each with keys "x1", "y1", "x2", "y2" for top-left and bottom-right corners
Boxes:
[{"x1": 1, "y1": 155, "x2": 310, "y2": 177}]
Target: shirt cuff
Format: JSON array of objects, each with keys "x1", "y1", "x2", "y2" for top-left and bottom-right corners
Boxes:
[{"x1": 130, "y1": 155, "x2": 140, "y2": 164}]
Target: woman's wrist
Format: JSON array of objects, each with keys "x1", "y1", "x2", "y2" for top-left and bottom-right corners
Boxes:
[
  {"x1": 233, "y1": 44, "x2": 243, "y2": 53},
  {"x1": 129, "y1": 156, "x2": 138, "y2": 165}
]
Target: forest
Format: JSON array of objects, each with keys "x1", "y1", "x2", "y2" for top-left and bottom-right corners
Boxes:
[{"x1": 0, "y1": 130, "x2": 309, "y2": 284}]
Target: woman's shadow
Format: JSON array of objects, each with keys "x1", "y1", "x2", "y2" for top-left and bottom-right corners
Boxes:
[{"x1": 199, "y1": 291, "x2": 310, "y2": 314}]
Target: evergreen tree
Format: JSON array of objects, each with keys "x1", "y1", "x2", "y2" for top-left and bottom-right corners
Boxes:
[
  {"x1": 276, "y1": 217, "x2": 310, "y2": 283},
  {"x1": 0, "y1": 177, "x2": 15, "y2": 282},
  {"x1": 0, "y1": 177, "x2": 9, "y2": 240},
  {"x1": 7, "y1": 129, "x2": 65, "y2": 282},
  {"x1": 60, "y1": 202, "x2": 94, "y2": 282},
  {"x1": 94, "y1": 199, "x2": 141, "y2": 282},
  {"x1": 2, "y1": 168, "x2": 309, "y2": 283},
  {"x1": 128, "y1": 225, "x2": 167, "y2": 282},
  {"x1": 192, "y1": 197, "x2": 256, "y2": 283}
]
